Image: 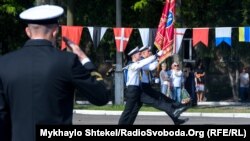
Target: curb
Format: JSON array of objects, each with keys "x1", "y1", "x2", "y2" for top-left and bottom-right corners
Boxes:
[
  {"x1": 198, "y1": 101, "x2": 250, "y2": 106},
  {"x1": 76, "y1": 101, "x2": 250, "y2": 106},
  {"x1": 73, "y1": 110, "x2": 250, "y2": 118}
]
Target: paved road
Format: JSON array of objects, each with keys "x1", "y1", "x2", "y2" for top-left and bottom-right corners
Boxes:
[{"x1": 73, "y1": 114, "x2": 250, "y2": 125}]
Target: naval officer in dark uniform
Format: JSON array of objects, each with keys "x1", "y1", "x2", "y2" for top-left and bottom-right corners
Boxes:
[{"x1": 0, "y1": 5, "x2": 109, "y2": 141}]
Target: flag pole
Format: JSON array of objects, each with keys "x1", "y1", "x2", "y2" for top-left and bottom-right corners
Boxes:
[{"x1": 114, "y1": 0, "x2": 124, "y2": 105}]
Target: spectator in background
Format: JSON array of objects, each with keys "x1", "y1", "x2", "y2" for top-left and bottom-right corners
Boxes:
[
  {"x1": 239, "y1": 67, "x2": 249, "y2": 102},
  {"x1": 183, "y1": 63, "x2": 197, "y2": 106},
  {"x1": 194, "y1": 61, "x2": 206, "y2": 102},
  {"x1": 170, "y1": 62, "x2": 184, "y2": 103},
  {"x1": 159, "y1": 62, "x2": 170, "y2": 96}
]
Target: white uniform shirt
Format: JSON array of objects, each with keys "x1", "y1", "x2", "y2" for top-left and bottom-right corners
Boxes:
[
  {"x1": 126, "y1": 55, "x2": 157, "y2": 86},
  {"x1": 141, "y1": 60, "x2": 158, "y2": 83}
]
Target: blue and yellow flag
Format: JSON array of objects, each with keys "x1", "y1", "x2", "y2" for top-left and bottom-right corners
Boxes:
[{"x1": 239, "y1": 27, "x2": 250, "y2": 42}]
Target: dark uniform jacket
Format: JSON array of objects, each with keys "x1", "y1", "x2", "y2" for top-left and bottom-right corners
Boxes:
[{"x1": 0, "y1": 39, "x2": 109, "y2": 141}]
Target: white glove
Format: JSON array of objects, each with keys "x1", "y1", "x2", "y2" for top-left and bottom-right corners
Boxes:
[
  {"x1": 156, "y1": 50, "x2": 163, "y2": 57},
  {"x1": 154, "y1": 78, "x2": 160, "y2": 84}
]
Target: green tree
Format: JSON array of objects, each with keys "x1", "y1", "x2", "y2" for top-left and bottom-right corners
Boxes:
[
  {"x1": 2, "y1": 0, "x2": 250, "y2": 101},
  {"x1": 0, "y1": 0, "x2": 34, "y2": 53}
]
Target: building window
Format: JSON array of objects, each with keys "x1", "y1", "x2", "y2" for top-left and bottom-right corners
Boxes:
[{"x1": 182, "y1": 38, "x2": 196, "y2": 62}]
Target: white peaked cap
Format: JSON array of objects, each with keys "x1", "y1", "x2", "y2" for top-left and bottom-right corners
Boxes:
[
  {"x1": 139, "y1": 46, "x2": 151, "y2": 52},
  {"x1": 128, "y1": 46, "x2": 139, "y2": 56},
  {"x1": 19, "y1": 5, "x2": 64, "y2": 24}
]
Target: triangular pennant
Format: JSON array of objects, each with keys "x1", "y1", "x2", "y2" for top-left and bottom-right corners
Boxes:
[
  {"x1": 100, "y1": 27, "x2": 108, "y2": 43},
  {"x1": 192, "y1": 28, "x2": 209, "y2": 47},
  {"x1": 87, "y1": 27, "x2": 94, "y2": 41},
  {"x1": 215, "y1": 27, "x2": 232, "y2": 47},
  {"x1": 149, "y1": 28, "x2": 157, "y2": 48},
  {"x1": 113, "y1": 28, "x2": 133, "y2": 52},
  {"x1": 173, "y1": 28, "x2": 187, "y2": 54},
  {"x1": 88, "y1": 27, "x2": 108, "y2": 48},
  {"x1": 239, "y1": 27, "x2": 250, "y2": 42},
  {"x1": 138, "y1": 28, "x2": 150, "y2": 47},
  {"x1": 61, "y1": 26, "x2": 83, "y2": 50}
]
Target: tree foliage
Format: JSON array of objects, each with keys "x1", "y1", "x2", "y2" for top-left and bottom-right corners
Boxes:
[
  {"x1": 1, "y1": 0, "x2": 250, "y2": 100},
  {"x1": 0, "y1": 0, "x2": 34, "y2": 53}
]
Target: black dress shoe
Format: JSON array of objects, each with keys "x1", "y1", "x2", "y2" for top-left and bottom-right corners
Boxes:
[
  {"x1": 174, "y1": 118, "x2": 189, "y2": 125},
  {"x1": 173, "y1": 105, "x2": 189, "y2": 118},
  {"x1": 172, "y1": 102, "x2": 182, "y2": 108}
]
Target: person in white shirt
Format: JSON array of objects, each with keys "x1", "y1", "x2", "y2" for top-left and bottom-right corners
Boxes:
[
  {"x1": 170, "y1": 62, "x2": 184, "y2": 103},
  {"x1": 118, "y1": 46, "x2": 160, "y2": 125},
  {"x1": 239, "y1": 67, "x2": 249, "y2": 102},
  {"x1": 139, "y1": 46, "x2": 189, "y2": 125}
]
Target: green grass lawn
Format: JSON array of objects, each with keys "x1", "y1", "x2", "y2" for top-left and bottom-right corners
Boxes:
[{"x1": 74, "y1": 104, "x2": 250, "y2": 113}]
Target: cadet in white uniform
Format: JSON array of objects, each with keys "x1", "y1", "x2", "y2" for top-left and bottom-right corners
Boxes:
[
  {"x1": 139, "y1": 46, "x2": 189, "y2": 125},
  {"x1": 118, "y1": 47, "x2": 161, "y2": 125}
]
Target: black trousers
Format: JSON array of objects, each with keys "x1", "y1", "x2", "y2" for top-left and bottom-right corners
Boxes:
[
  {"x1": 118, "y1": 86, "x2": 142, "y2": 125},
  {"x1": 141, "y1": 83, "x2": 177, "y2": 102},
  {"x1": 140, "y1": 83, "x2": 177, "y2": 120}
]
